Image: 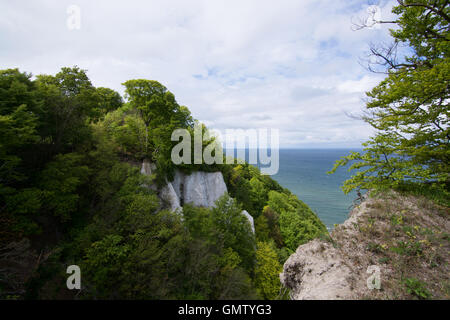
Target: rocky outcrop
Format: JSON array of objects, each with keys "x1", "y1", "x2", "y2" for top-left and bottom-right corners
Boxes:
[
  {"x1": 139, "y1": 160, "x2": 228, "y2": 212},
  {"x1": 138, "y1": 162, "x2": 256, "y2": 237},
  {"x1": 241, "y1": 210, "x2": 255, "y2": 233},
  {"x1": 180, "y1": 171, "x2": 228, "y2": 208},
  {"x1": 168, "y1": 170, "x2": 228, "y2": 208},
  {"x1": 280, "y1": 191, "x2": 450, "y2": 300},
  {"x1": 171, "y1": 170, "x2": 185, "y2": 201},
  {"x1": 160, "y1": 181, "x2": 182, "y2": 213},
  {"x1": 280, "y1": 197, "x2": 374, "y2": 300},
  {"x1": 280, "y1": 239, "x2": 354, "y2": 300},
  {"x1": 279, "y1": 199, "x2": 366, "y2": 300}
]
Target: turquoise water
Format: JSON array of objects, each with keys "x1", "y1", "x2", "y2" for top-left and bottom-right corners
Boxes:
[{"x1": 271, "y1": 149, "x2": 359, "y2": 229}]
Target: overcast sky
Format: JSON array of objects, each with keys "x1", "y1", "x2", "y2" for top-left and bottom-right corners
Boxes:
[{"x1": 1, "y1": 0, "x2": 398, "y2": 148}]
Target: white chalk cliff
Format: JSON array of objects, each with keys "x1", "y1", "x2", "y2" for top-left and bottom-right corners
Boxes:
[
  {"x1": 160, "y1": 181, "x2": 182, "y2": 213},
  {"x1": 161, "y1": 170, "x2": 228, "y2": 209},
  {"x1": 140, "y1": 160, "x2": 229, "y2": 210},
  {"x1": 140, "y1": 161, "x2": 255, "y2": 233},
  {"x1": 182, "y1": 171, "x2": 228, "y2": 207}
]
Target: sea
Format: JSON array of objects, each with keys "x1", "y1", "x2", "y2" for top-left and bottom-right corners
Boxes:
[
  {"x1": 230, "y1": 148, "x2": 361, "y2": 230},
  {"x1": 271, "y1": 149, "x2": 360, "y2": 230}
]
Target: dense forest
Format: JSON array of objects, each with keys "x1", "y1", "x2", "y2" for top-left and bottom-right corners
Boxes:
[{"x1": 0, "y1": 67, "x2": 326, "y2": 299}]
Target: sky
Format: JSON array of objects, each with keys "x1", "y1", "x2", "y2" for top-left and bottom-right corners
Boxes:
[{"x1": 0, "y1": 0, "x2": 398, "y2": 148}]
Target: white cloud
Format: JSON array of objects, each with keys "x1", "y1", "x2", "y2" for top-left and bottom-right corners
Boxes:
[
  {"x1": 0, "y1": 0, "x2": 397, "y2": 148},
  {"x1": 337, "y1": 75, "x2": 383, "y2": 94}
]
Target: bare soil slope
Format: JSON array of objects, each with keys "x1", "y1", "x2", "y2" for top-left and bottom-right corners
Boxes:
[{"x1": 280, "y1": 191, "x2": 450, "y2": 299}]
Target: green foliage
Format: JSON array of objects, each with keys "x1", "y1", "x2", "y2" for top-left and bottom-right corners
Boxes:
[
  {"x1": 105, "y1": 79, "x2": 194, "y2": 186},
  {"x1": 103, "y1": 108, "x2": 148, "y2": 158},
  {"x1": 390, "y1": 240, "x2": 423, "y2": 257},
  {"x1": 0, "y1": 68, "x2": 38, "y2": 115},
  {"x1": 403, "y1": 277, "x2": 432, "y2": 300},
  {"x1": 122, "y1": 80, "x2": 173, "y2": 127},
  {"x1": 94, "y1": 87, "x2": 123, "y2": 118},
  {"x1": 210, "y1": 195, "x2": 256, "y2": 271},
  {"x1": 255, "y1": 215, "x2": 271, "y2": 242},
  {"x1": 73, "y1": 175, "x2": 257, "y2": 299},
  {"x1": 226, "y1": 165, "x2": 253, "y2": 212},
  {"x1": 224, "y1": 163, "x2": 285, "y2": 218},
  {"x1": 266, "y1": 190, "x2": 297, "y2": 215},
  {"x1": 0, "y1": 69, "x2": 40, "y2": 195},
  {"x1": 329, "y1": 0, "x2": 449, "y2": 195},
  {"x1": 181, "y1": 196, "x2": 258, "y2": 299},
  {"x1": 249, "y1": 177, "x2": 268, "y2": 215},
  {"x1": 394, "y1": 181, "x2": 450, "y2": 207},
  {"x1": 261, "y1": 206, "x2": 284, "y2": 248},
  {"x1": 223, "y1": 161, "x2": 325, "y2": 257},
  {"x1": 279, "y1": 210, "x2": 324, "y2": 251},
  {"x1": 184, "y1": 194, "x2": 256, "y2": 271},
  {"x1": 366, "y1": 242, "x2": 384, "y2": 254},
  {"x1": 39, "y1": 153, "x2": 91, "y2": 221},
  {"x1": 254, "y1": 241, "x2": 283, "y2": 300},
  {"x1": 83, "y1": 234, "x2": 131, "y2": 295},
  {"x1": 267, "y1": 191, "x2": 326, "y2": 251},
  {"x1": 121, "y1": 79, "x2": 192, "y2": 157},
  {"x1": 64, "y1": 163, "x2": 187, "y2": 299},
  {"x1": 275, "y1": 246, "x2": 292, "y2": 266},
  {"x1": 4, "y1": 188, "x2": 42, "y2": 216},
  {"x1": 34, "y1": 67, "x2": 97, "y2": 154},
  {"x1": 0, "y1": 66, "x2": 126, "y2": 239}
]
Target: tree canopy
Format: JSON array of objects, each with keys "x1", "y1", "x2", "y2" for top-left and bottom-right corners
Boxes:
[{"x1": 330, "y1": 0, "x2": 449, "y2": 197}]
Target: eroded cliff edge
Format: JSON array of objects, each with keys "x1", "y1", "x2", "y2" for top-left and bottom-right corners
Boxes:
[
  {"x1": 139, "y1": 160, "x2": 255, "y2": 232},
  {"x1": 280, "y1": 191, "x2": 450, "y2": 300}
]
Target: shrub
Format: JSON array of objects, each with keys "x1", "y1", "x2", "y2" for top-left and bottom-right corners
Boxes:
[{"x1": 403, "y1": 278, "x2": 431, "y2": 300}]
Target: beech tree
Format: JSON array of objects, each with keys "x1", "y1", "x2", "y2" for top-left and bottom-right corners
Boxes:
[
  {"x1": 0, "y1": 69, "x2": 39, "y2": 192},
  {"x1": 122, "y1": 80, "x2": 179, "y2": 154},
  {"x1": 94, "y1": 87, "x2": 123, "y2": 118},
  {"x1": 330, "y1": 0, "x2": 449, "y2": 194}
]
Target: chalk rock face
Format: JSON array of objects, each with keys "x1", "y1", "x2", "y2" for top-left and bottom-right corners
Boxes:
[
  {"x1": 139, "y1": 161, "x2": 228, "y2": 212},
  {"x1": 139, "y1": 160, "x2": 180, "y2": 212},
  {"x1": 280, "y1": 239, "x2": 353, "y2": 300},
  {"x1": 160, "y1": 181, "x2": 182, "y2": 213},
  {"x1": 171, "y1": 170, "x2": 185, "y2": 201},
  {"x1": 173, "y1": 170, "x2": 228, "y2": 208},
  {"x1": 279, "y1": 199, "x2": 376, "y2": 300},
  {"x1": 241, "y1": 210, "x2": 255, "y2": 233}
]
